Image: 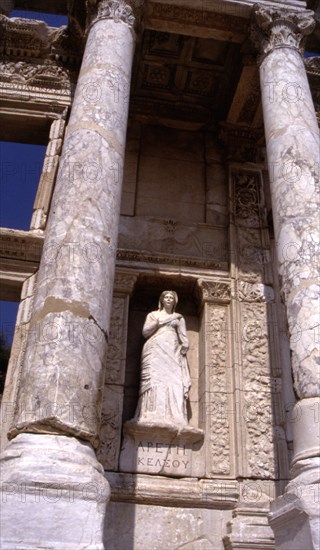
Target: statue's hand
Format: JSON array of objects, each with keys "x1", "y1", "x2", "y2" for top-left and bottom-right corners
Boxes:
[
  {"x1": 170, "y1": 319, "x2": 179, "y2": 327},
  {"x1": 180, "y1": 345, "x2": 188, "y2": 355}
]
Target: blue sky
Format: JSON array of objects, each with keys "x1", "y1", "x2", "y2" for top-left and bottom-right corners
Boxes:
[{"x1": 0, "y1": 11, "x2": 67, "y2": 345}]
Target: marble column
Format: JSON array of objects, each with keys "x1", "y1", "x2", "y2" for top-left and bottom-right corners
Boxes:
[
  {"x1": 252, "y1": 6, "x2": 320, "y2": 550},
  {"x1": 0, "y1": 1, "x2": 143, "y2": 548}
]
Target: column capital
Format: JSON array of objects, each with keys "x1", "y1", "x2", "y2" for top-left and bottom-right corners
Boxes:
[
  {"x1": 251, "y1": 5, "x2": 315, "y2": 61},
  {"x1": 87, "y1": 0, "x2": 144, "y2": 31},
  {"x1": 196, "y1": 278, "x2": 231, "y2": 305}
]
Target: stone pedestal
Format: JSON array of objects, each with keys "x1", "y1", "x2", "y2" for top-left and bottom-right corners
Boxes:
[
  {"x1": 120, "y1": 421, "x2": 204, "y2": 477},
  {"x1": 252, "y1": 6, "x2": 320, "y2": 549}
]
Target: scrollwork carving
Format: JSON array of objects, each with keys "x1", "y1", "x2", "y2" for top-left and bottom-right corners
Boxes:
[
  {"x1": 237, "y1": 281, "x2": 274, "y2": 303},
  {"x1": 233, "y1": 172, "x2": 262, "y2": 228},
  {"x1": 241, "y1": 302, "x2": 277, "y2": 477},
  {"x1": 206, "y1": 306, "x2": 230, "y2": 475},
  {"x1": 251, "y1": 6, "x2": 315, "y2": 61}
]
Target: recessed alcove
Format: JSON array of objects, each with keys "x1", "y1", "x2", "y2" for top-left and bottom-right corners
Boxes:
[{"x1": 122, "y1": 273, "x2": 201, "y2": 430}]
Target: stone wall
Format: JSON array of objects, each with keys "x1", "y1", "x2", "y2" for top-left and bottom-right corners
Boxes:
[{"x1": 97, "y1": 122, "x2": 290, "y2": 549}]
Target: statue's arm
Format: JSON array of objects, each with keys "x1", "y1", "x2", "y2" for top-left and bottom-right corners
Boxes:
[
  {"x1": 142, "y1": 312, "x2": 159, "y2": 339},
  {"x1": 177, "y1": 316, "x2": 189, "y2": 353}
]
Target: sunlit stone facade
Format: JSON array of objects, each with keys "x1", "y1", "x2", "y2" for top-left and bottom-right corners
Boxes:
[{"x1": 0, "y1": 1, "x2": 319, "y2": 548}]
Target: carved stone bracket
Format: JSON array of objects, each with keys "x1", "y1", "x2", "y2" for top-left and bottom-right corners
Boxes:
[
  {"x1": 219, "y1": 123, "x2": 264, "y2": 163},
  {"x1": 113, "y1": 271, "x2": 137, "y2": 294},
  {"x1": 87, "y1": 0, "x2": 144, "y2": 31},
  {"x1": 251, "y1": 5, "x2": 315, "y2": 61},
  {"x1": 197, "y1": 279, "x2": 231, "y2": 305}
]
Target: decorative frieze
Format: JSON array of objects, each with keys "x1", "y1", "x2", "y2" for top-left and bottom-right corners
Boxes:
[
  {"x1": 0, "y1": 15, "x2": 82, "y2": 66},
  {"x1": 149, "y1": 2, "x2": 248, "y2": 42}
]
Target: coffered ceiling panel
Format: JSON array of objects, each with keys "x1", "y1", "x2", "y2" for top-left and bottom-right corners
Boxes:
[{"x1": 130, "y1": 29, "x2": 242, "y2": 129}]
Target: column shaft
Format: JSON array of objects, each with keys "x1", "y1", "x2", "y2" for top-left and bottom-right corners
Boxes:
[
  {"x1": 252, "y1": 6, "x2": 319, "y2": 549},
  {"x1": 9, "y1": 6, "x2": 136, "y2": 447},
  {"x1": 1, "y1": 2, "x2": 142, "y2": 548},
  {"x1": 253, "y1": 6, "x2": 320, "y2": 414}
]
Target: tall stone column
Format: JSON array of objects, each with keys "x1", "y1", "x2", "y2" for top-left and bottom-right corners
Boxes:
[
  {"x1": 252, "y1": 6, "x2": 320, "y2": 550},
  {"x1": 0, "y1": 1, "x2": 143, "y2": 548}
]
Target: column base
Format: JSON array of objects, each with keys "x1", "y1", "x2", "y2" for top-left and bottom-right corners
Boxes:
[
  {"x1": 0, "y1": 433, "x2": 110, "y2": 549},
  {"x1": 269, "y1": 396, "x2": 320, "y2": 549},
  {"x1": 224, "y1": 507, "x2": 275, "y2": 549},
  {"x1": 269, "y1": 458, "x2": 320, "y2": 550}
]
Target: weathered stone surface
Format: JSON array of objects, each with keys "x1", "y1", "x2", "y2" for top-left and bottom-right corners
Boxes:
[
  {"x1": 1, "y1": 2, "x2": 319, "y2": 550},
  {"x1": 224, "y1": 508, "x2": 275, "y2": 550},
  {"x1": 10, "y1": 311, "x2": 107, "y2": 447},
  {"x1": 104, "y1": 502, "x2": 233, "y2": 550},
  {"x1": 253, "y1": 6, "x2": 320, "y2": 548},
  {"x1": 106, "y1": 472, "x2": 239, "y2": 508},
  {"x1": 0, "y1": 433, "x2": 110, "y2": 550},
  {"x1": 11, "y1": 12, "x2": 136, "y2": 440},
  {"x1": 256, "y1": 9, "x2": 320, "y2": 400},
  {"x1": 120, "y1": 427, "x2": 204, "y2": 477}
]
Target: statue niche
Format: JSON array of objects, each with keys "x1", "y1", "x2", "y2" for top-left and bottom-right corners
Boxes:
[
  {"x1": 133, "y1": 290, "x2": 190, "y2": 427},
  {"x1": 124, "y1": 291, "x2": 203, "y2": 442}
]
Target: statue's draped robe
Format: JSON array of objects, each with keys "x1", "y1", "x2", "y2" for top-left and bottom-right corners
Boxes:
[{"x1": 134, "y1": 311, "x2": 191, "y2": 425}]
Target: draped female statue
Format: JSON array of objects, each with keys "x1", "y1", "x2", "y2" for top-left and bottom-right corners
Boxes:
[{"x1": 133, "y1": 290, "x2": 191, "y2": 427}]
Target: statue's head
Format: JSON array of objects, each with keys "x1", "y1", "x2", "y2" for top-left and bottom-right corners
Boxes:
[{"x1": 158, "y1": 290, "x2": 178, "y2": 312}]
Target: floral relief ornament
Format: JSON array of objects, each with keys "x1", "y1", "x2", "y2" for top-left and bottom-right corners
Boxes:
[
  {"x1": 87, "y1": 0, "x2": 144, "y2": 28},
  {"x1": 251, "y1": 5, "x2": 315, "y2": 60}
]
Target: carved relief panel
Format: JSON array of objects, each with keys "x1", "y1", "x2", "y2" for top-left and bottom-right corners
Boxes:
[
  {"x1": 197, "y1": 278, "x2": 234, "y2": 478},
  {"x1": 230, "y1": 167, "x2": 289, "y2": 481}
]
